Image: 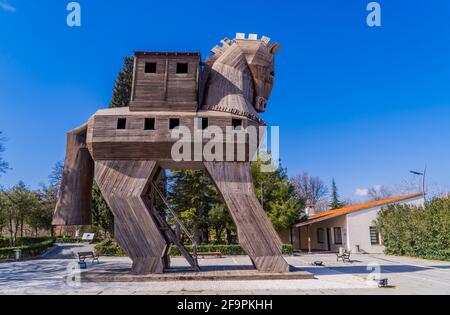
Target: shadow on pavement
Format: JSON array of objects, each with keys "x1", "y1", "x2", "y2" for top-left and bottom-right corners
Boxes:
[{"x1": 310, "y1": 264, "x2": 450, "y2": 275}]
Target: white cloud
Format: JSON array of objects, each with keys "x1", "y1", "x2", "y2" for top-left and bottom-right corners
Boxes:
[
  {"x1": 355, "y1": 188, "x2": 369, "y2": 197},
  {"x1": 0, "y1": 1, "x2": 16, "y2": 12}
]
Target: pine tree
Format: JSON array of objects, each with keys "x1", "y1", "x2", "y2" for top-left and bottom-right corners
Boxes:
[
  {"x1": 109, "y1": 57, "x2": 134, "y2": 108},
  {"x1": 252, "y1": 157, "x2": 305, "y2": 231},
  {"x1": 90, "y1": 57, "x2": 134, "y2": 233},
  {"x1": 330, "y1": 178, "x2": 344, "y2": 209},
  {"x1": 167, "y1": 170, "x2": 225, "y2": 244},
  {"x1": 91, "y1": 182, "x2": 114, "y2": 237}
]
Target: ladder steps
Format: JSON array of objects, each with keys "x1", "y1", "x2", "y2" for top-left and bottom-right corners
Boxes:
[
  {"x1": 152, "y1": 207, "x2": 199, "y2": 271},
  {"x1": 149, "y1": 181, "x2": 199, "y2": 272}
]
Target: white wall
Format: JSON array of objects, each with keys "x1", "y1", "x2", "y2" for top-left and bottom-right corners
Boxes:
[
  {"x1": 297, "y1": 215, "x2": 347, "y2": 252},
  {"x1": 346, "y1": 195, "x2": 425, "y2": 254}
]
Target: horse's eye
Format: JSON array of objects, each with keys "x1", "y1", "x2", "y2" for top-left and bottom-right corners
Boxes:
[{"x1": 270, "y1": 71, "x2": 275, "y2": 77}]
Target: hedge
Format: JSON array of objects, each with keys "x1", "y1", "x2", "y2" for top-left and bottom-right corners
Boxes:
[
  {"x1": 0, "y1": 238, "x2": 56, "y2": 260},
  {"x1": 376, "y1": 196, "x2": 450, "y2": 261},
  {"x1": 95, "y1": 238, "x2": 126, "y2": 256},
  {"x1": 95, "y1": 238, "x2": 293, "y2": 257},
  {"x1": 169, "y1": 244, "x2": 293, "y2": 256},
  {"x1": 0, "y1": 237, "x2": 9, "y2": 248},
  {"x1": 0, "y1": 236, "x2": 55, "y2": 247}
]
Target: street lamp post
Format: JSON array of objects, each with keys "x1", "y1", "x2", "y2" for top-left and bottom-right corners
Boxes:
[{"x1": 410, "y1": 167, "x2": 427, "y2": 200}]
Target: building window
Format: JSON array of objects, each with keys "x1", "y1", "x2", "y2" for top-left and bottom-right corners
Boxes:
[
  {"x1": 232, "y1": 119, "x2": 243, "y2": 129},
  {"x1": 117, "y1": 118, "x2": 127, "y2": 130},
  {"x1": 334, "y1": 227, "x2": 343, "y2": 245},
  {"x1": 317, "y1": 228, "x2": 324, "y2": 244},
  {"x1": 144, "y1": 118, "x2": 155, "y2": 130},
  {"x1": 169, "y1": 118, "x2": 180, "y2": 130},
  {"x1": 370, "y1": 227, "x2": 380, "y2": 245},
  {"x1": 176, "y1": 63, "x2": 189, "y2": 74},
  {"x1": 201, "y1": 118, "x2": 208, "y2": 130},
  {"x1": 145, "y1": 62, "x2": 157, "y2": 73}
]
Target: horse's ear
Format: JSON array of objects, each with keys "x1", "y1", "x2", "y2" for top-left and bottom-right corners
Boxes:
[{"x1": 270, "y1": 42, "x2": 282, "y2": 54}]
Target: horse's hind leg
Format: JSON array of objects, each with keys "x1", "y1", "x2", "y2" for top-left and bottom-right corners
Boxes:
[{"x1": 204, "y1": 162, "x2": 290, "y2": 273}]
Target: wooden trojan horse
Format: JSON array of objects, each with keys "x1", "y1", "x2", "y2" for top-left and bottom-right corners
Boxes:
[{"x1": 53, "y1": 33, "x2": 290, "y2": 274}]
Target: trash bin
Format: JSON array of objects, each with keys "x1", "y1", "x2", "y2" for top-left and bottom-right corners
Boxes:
[{"x1": 13, "y1": 249, "x2": 22, "y2": 261}]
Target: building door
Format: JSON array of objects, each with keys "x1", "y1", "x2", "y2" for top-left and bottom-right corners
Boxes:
[{"x1": 326, "y1": 228, "x2": 331, "y2": 251}]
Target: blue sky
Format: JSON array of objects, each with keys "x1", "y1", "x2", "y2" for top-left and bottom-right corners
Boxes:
[{"x1": 0, "y1": 0, "x2": 449, "y2": 200}]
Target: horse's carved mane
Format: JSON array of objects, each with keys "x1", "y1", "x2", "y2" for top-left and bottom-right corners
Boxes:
[{"x1": 200, "y1": 34, "x2": 281, "y2": 123}]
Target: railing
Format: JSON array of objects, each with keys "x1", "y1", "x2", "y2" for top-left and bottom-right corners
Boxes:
[{"x1": 150, "y1": 182, "x2": 198, "y2": 263}]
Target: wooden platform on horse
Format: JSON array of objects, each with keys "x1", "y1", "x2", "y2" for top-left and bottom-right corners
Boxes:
[{"x1": 80, "y1": 267, "x2": 315, "y2": 282}]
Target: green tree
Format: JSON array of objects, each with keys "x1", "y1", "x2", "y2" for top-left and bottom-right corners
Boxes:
[
  {"x1": 208, "y1": 204, "x2": 234, "y2": 244},
  {"x1": 330, "y1": 178, "x2": 344, "y2": 209},
  {"x1": 7, "y1": 182, "x2": 40, "y2": 244},
  {"x1": 0, "y1": 187, "x2": 10, "y2": 236},
  {"x1": 167, "y1": 170, "x2": 221, "y2": 244},
  {"x1": 32, "y1": 184, "x2": 58, "y2": 237},
  {"x1": 109, "y1": 57, "x2": 134, "y2": 108},
  {"x1": 376, "y1": 196, "x2": 450, "y2": 260},
  {"x1": 252, "y1": 158, "x2": 305, "y2": 231},
  {"x1": 0, "y1": 131, "x2": 9, "y2": 176},
  {"x1": 91, "y1": 182, "x2": 114, "y2": 237}
]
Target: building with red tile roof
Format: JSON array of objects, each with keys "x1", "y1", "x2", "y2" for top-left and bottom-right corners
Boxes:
[{"x1": 279, "y1": 193, "x2": 424, "y2": 254}]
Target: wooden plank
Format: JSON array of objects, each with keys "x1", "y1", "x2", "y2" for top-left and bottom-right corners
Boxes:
[
  {"x1": 204, "y1": 162, "x2": 290, "y2": 273},
  {"x1": 130, "y1": 54, "x2": 200, "y2": 112},
  {"x1": 95, "y1": 160, "x2": 169, "y2": 274},
  {"x1": 53, "y1": 124, "x2": 94, "y2": 226},
  {"x1": 55, "y1": 35, "x2": 284, "y2": 275}
]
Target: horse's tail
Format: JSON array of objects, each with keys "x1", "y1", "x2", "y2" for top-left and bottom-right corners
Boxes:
[{"x1": 53, "y1": 123, "x2": 94, "y2": 226}]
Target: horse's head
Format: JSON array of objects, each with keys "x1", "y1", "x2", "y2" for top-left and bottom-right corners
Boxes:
[
  {"x1": 208, "y1": 34, "x2": 281, "y2": 114},
  {"x1": 233, "y1": 34, "x2": 281, "y2": 113}
]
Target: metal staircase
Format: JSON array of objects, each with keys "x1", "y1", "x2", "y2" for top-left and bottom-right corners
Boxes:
[{"x1": 150, "y1": 182, "x2": 199, "y2": 272}]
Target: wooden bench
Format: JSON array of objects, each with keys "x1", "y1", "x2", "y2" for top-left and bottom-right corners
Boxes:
[
  {"x1": 378, "y1": 278, "x2": 389, "y2": 288},
  {"x1": 336, "y1": 250, "x2": 351, "y2": 263},
  {"x1": 78, "y1": 251, "x2": 100, "y2": 263}
]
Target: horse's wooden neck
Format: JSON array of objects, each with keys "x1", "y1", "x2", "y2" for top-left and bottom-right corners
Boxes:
[{"x1": 202, "y1": 44, "x2": 259, "y2": 120}]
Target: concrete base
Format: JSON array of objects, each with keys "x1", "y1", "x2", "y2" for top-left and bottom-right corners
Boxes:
[{"x1": 81, "y1": 267, "x2": 315, "y2": 282}]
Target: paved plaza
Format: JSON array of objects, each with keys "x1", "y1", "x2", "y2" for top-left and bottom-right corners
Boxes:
[{"x1": 0, "y1": 244, "x2": 449, "y2": 295}]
